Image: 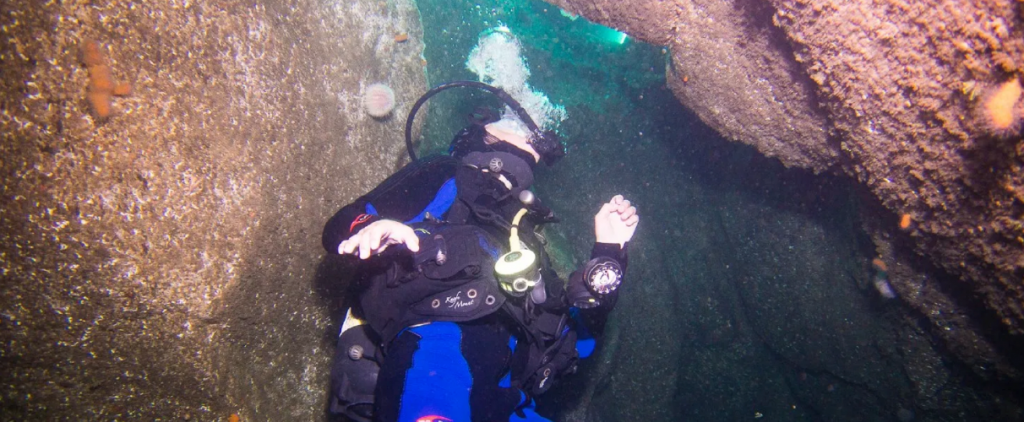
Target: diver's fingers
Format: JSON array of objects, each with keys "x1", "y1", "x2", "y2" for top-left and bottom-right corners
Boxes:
[
  {"x1": 615, "y1": 199, "x2": 632, "y2": 215},
  {"x1": 624, "y1": 213, "x2": 640, "y2": 227},
  {"x1": 358, "y1": 228, "x2": 375, "y2": 259},
  {"x1": 401, "y1": 229, "x2": 420, "y2": 252},
  {"x1": 368, "y1": 223, "x2": 385, "y2": 251},
  {"x1": 356, "y1": 236, "x2": 368, "y2": 259},
  {"x1": 598, "y1": 197, "x2": 617, "y2": 214},
  {"x1": 339, "y1": 238, "x2": 357, "y2": 255},
  {"x1": 611, "y1": 194, "x2": 624, "y2": 205},
  {"x1": 378, "y1": 222, "x2": 418, "y2": 253},
  {"x1": 382, "y1": 222, "x2": 413, "y2": 251},
  {"x1": 619, "y1": 205, "x2": 637, "y2": 221},
  {"x1": 340, "y1": 230, "x2": 368, "y2": 255},
  {"x1": 376, "y1": 222, "x2": 420, "y2": 255}
]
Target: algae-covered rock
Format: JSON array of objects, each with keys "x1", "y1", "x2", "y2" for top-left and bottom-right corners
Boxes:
[
  {"x1": 0, "y1": 0, "x2": 425, "y2": 419},
  {"x1": 547, "y1": 0, "x2": 1024, "y2": 382}
]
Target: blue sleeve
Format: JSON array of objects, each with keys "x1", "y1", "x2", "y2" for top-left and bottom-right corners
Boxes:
[{"x1": 566, "y1": 241, "x2": 628, "y2": 356}]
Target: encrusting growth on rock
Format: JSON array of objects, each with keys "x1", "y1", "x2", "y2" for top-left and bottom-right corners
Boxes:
[{"x1": 80, "y1": 39, "x2": 131, "y2": 119}]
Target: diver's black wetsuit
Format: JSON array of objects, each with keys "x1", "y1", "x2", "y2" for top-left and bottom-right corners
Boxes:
[{"x1": 322, "y1": 153, "x2": 627, "y2": 422}]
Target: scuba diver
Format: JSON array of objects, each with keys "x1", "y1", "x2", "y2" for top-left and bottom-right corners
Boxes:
[{"x1": 321, "y1": 82, "x2": 639, "y2": 422}]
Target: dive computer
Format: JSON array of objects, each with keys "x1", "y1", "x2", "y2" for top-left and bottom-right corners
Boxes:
[{"x1": 583, "y1": 257, "x2": 622, "y2": 296}]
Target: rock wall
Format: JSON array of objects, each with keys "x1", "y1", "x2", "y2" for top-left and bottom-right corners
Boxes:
[
  {"x1": 547, "y1": 0, "x2": 1024, "y2": 379},
  {"x1": 0, "y1": 0, "x2": 425, "y2": 419}
]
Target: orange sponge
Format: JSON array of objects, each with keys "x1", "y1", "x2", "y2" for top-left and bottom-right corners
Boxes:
[
  {"x1": 898, "y1": 213, "x2": 912, "y2": 230},
  {"x1": 81, "y1": 40, "x2": 131, "y2": 119},
  {"x1": 871, "y1": 258, "x2": 888, "y2": 272},
  {"x1": 979, "y1": 78, "x2": 1022, "y2": 138}
]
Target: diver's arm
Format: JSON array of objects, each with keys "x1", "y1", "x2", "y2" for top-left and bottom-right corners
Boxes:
[
  {"x1": 322, "y1": 197, "x2": 381, "y2": 254},
  {"x1": 570, "y1": 242, "x2": 627, "y2": 335},
  {"x1": 321, "y1": 156, "x2": 459, "y2": 254},
  {"x1": 569, "y1": 196, "x2": 638, "y2": 336}
]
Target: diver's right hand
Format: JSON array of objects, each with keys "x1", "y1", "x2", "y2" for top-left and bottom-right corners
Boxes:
[{"x1": 339, "y1": 220, "x2": 420, "y2": 259}]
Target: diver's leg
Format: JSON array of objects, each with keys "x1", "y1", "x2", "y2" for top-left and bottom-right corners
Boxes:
[{"x1": 375, "y1": 322, "x2": 473, "y2": 422}]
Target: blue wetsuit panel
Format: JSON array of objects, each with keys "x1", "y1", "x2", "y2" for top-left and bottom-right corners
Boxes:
[
  {"x1": 397, "y1": 322, "x2": 472, "y2": 422},
  {"x1": 364, "y1": 177, "x2": 455, "y2": 224},
  {"x1": 404, "y1": 178, "x2": 457, "y2": 224}
]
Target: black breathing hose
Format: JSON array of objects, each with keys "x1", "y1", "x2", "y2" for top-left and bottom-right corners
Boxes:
[{"x1": 404, "y1": 81, "x2": 544, "y2": 162}]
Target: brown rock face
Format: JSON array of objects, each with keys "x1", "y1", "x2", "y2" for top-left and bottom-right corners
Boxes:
[
  {"x1": 548, "y1": 0, "x2": 1023, "y2": 372},
  {"x1": 0, "y1": 0, "x2": 424, "y2": 419},
  {"x1": 555, "y1": 0, "x2": 838, "y2": 172}
]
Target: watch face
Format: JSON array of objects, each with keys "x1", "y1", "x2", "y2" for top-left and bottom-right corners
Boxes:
[
  {"x1": 594, "y1": 270, "x2": 615, "y2": 285},
  {"x1": 588, "y1": 262, "x2": 621, "y2": 295}
]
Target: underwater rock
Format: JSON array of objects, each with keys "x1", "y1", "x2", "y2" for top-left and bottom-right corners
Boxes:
[
  {"x1": 1, "y1": 0, "x2": 425, "y2": 419},
  {"x1": 548, "y1": 0, "x2": 1024, "y2": 381}
]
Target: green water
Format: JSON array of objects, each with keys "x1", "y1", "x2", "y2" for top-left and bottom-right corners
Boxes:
[{"x1": 402, "y1": 1, "x2": 1021, "y2": 421}]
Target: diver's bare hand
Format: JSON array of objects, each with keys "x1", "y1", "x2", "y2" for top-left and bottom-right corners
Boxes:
[
  {"x1": 339, "y1": 220, "x2": 420, "y2": 259},
  {"x1": 594, "y1": 195, "x2": 639, "y2": 247}
]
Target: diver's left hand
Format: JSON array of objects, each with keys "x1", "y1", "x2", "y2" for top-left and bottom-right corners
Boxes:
[
  {"x1": 594, "y1": 195, "x2": 639, "y2": 247},
  {"x1": 339, "y1": 219, "x2": 420, "y2": 259}
]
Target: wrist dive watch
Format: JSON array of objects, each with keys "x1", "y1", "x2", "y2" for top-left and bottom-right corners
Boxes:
[{"x1": 583, "y1": 257, "x2": 622, "y2": 296}]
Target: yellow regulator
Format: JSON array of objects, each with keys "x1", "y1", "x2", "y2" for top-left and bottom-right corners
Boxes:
[{"x1": 495, "y1": 208, "x2": 541, "y2": 296}]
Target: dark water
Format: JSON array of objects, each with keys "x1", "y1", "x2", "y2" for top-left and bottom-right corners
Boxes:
[{"x1": 395, "y1": 0, "x2": 1023, "y2": 421}]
